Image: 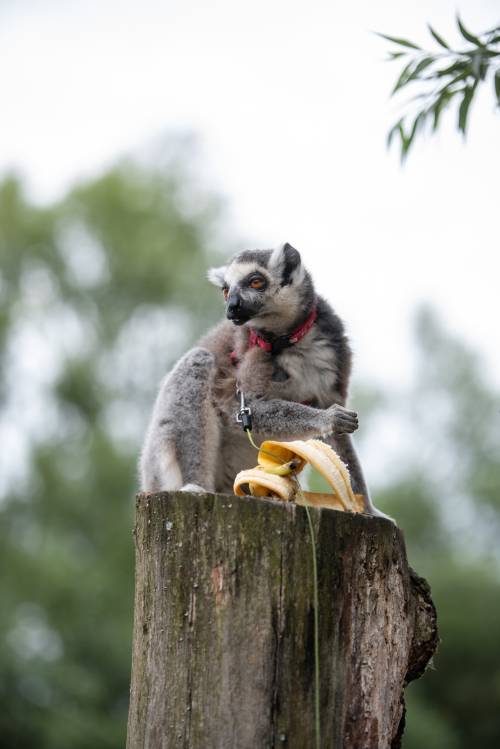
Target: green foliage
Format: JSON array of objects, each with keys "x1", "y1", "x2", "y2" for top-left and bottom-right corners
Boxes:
[
  {"x1": 303, "y1": 306, "x2": 500, "y2": 747},
  {"x1": 372, "y1": 309, "x2": 500, "y2": 748},
  {"x1": 0, "y1": 154, "x2": 227, "y2": 748},
  {"x1": 1, "y1": 154, "x2": 499, "y2": 747},
  {"x1": 379, "y1": 16, "x2": 500, "y2": 160}
]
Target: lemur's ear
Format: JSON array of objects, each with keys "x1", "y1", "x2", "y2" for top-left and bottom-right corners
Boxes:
[
  {"x1": 207, "y1": 265, "x2": 227, "y2": 287},
  {"x1": 269, "y1": 243, "x2": 303, "y2": 286}
]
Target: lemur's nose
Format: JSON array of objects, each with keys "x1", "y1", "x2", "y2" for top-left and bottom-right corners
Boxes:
[{"x1": 226, "y1": 293, "x2": 241, "y2": 318}]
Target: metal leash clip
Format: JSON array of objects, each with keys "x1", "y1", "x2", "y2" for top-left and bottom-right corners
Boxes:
[{"x1": 236, "y1": 388, "x2": 253, "y2": 432}]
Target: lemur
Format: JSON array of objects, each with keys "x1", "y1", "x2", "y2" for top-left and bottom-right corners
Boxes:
[{"x1": 140, "y1": 242, "x2": 385, "y2": 517}]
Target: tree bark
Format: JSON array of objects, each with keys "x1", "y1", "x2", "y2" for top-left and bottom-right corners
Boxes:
[{"x1": 127, "y1": 491, "x2": 437, "y2": 749}]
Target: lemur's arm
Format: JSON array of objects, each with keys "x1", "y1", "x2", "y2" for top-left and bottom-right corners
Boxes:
[{"x1": 247, "y1": 395, "x2": 358, "y2": 442}]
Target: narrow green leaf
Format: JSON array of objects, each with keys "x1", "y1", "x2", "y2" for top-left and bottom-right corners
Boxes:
[
  {"x1": 428, "y1": 24, "x2": 450, "y2": 49},
  {"x1": 457, "y1": 15, "x2": 483, "y2": 47},
  {"x1": 480, "y1": 48, "x2": 500, "y2": 58},
  {"x1": 435, "y1": 61, "x2": 467, "y2": 78},
  {"x1": 388, "y1": 51, "x2": 407, "y2": 59},
  {"x1": 455, "y1": 46, "x2": 499, "y2": 58},
  {"x1": 407, "y1": 56, "x2": 435, "y2": 81},
  {"x1": 431, "y1": 90, "x2": 455, "y2": 131},
  {"x1": 387, "y1": 119, "x2": 403, "y2": 148},
  {"x1": 399, "y1": 123, "x2": 409, "y2": 163},
  {"x1": 494, "y1": 69, "x2": 500, "y2": 106},
  {"x1": 478, "y1": 55, "x2": 490, "y2": 81},
  {"x1": 391, "y1": 60, "x2": 415, "y2": 95},
  {"x1": 391, "y1": 57, "x2": 435, "y2": 95},
  {"x1": 405, "y1": 112, "x2": 424, "y2": 155},
  {"x1": 458, "y1": 86, "x2": 474, "y2": 135},
  {"x1": 432, "y1": 98, "x2": 445, "y2": 131},
  {"x1": 376, "y1": 32, "x2": 422, "y2": 50}
]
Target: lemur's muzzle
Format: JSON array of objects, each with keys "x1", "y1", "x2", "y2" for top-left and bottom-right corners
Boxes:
[{"x1": 226, "y1": 293, "x2": 250, "y2": 325}]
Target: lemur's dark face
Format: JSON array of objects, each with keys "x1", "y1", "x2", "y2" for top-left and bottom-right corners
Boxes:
[
  {"x1": 222, "y1": 266, "x2": 269, "y2": 325},
  {"x1": 208, "y1": 244, "x2": 310, "y2": 331}
]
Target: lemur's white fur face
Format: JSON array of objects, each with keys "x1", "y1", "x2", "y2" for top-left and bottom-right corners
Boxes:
[
  {"x1": 208, "y1": 244, "x2": 308, "y2": 332},
  {"x1": 224, "y1": 262, "x2": 263, "y2": 288}
]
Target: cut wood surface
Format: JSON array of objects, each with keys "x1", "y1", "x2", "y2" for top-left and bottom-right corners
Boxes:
[{"x1": 127, "y1": 491, "x2": 437, "y2": 749}]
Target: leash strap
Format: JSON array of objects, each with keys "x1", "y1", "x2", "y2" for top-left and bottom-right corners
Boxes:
[{"x1": 236, "y1": 389, "x2": 253, "y2": 432}]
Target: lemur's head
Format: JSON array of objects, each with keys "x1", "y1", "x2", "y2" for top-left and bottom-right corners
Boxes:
[{"x1": 208, "y1": 243, "x2": 315, "y2": 333}]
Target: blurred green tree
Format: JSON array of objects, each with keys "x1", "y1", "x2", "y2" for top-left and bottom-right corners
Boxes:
[
  {"x1": 298, "y1": 304, "x2": 500, "y2": 748},
  {"x1": 370, "y1": 309, "x2": 500, "y2": 749},
  {"x1": 0, "y1": 151, "x2": 228, "y2": 748},
  {"x1": 1, "y1": 154, "x2": 499, "y2": 749},
  {"x1": 376, "y1": 15, "x2": 500, "y2": 738}
]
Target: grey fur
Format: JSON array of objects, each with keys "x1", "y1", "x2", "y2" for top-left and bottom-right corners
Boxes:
[
  {"x1": 140, "y1": 244, "x2": 389, "y2": 519},
  {"x1": 232, "y1": 248, "x2": 273, "y2": 267}
]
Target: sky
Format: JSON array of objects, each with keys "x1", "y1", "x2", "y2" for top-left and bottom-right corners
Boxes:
[{"x1": 1, "y1": 0, "x2": 499, "y2": 394}]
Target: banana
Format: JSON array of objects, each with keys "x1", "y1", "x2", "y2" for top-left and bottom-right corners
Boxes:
[
  {"x1": 262, "y1": 458, "x2": 302, "y2": 476},
  {"x1": 233, "y1": 466, "x2": 295, "y2": 501},
  {"x1": 233, "y1": 438, "x2": 364, "y2": 513}
]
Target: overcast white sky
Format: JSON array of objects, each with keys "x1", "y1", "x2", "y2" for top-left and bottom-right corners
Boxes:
[{"x1": 1, "y1": 0, "x2": 499, "y2": 391}]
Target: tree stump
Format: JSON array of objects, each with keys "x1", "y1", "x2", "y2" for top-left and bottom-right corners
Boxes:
[{"x1": 127, "y1": 491, "x2": 437, "y2": 749}]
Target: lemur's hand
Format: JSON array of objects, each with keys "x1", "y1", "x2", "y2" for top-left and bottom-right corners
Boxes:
[{"x1": 323, "y1": 404, "x2": 359, "y2": 436}]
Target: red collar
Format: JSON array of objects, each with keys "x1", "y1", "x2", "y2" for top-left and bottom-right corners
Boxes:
[
  {"x1": 229, "y1": 305, "x2": 318, "y2": 366},
  {"x1": 248, "y1": 305, "x2": 318, "y2": 354}
]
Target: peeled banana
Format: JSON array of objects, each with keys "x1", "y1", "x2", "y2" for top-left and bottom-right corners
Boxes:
[{"x1": 233, "y1": 439, "x2": 364, "y2": 513}]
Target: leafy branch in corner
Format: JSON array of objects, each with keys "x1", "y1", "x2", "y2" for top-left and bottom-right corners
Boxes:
[{"x1": 378, "y1": 15, "x2": 500, "y2": 161}]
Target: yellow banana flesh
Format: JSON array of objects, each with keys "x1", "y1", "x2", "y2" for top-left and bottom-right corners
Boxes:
[{"x1": 261, "y1": 458, "x2": 302, "y2": 476}]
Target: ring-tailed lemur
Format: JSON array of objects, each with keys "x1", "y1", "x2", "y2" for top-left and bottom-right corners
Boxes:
[{"x1": 140, "y1": 243, "x2": 386, "y2": 517}]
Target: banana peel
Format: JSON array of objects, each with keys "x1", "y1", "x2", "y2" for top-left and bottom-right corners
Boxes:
[{"x1": 233, "y1": 438, "x2": 364, "y2": 513}]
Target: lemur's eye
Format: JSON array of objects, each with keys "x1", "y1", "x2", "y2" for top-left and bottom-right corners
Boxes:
[
  {"x1": 249, "y1": 277, "x2": 265, "y2": 290},
  {"x1": 222, "y1": 287, "x2": 229, "y2": 300}
]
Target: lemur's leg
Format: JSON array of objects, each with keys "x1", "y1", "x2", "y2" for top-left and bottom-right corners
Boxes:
[
  {"x1": 247, "y1": 397, "x2": 358, "y2": 441},
  {"x1": 327, "y1": 433, "x2": 394, "y2": 522},
  {"x1": 140, "y1": 348, "x2": 219, "y2": 493}
]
